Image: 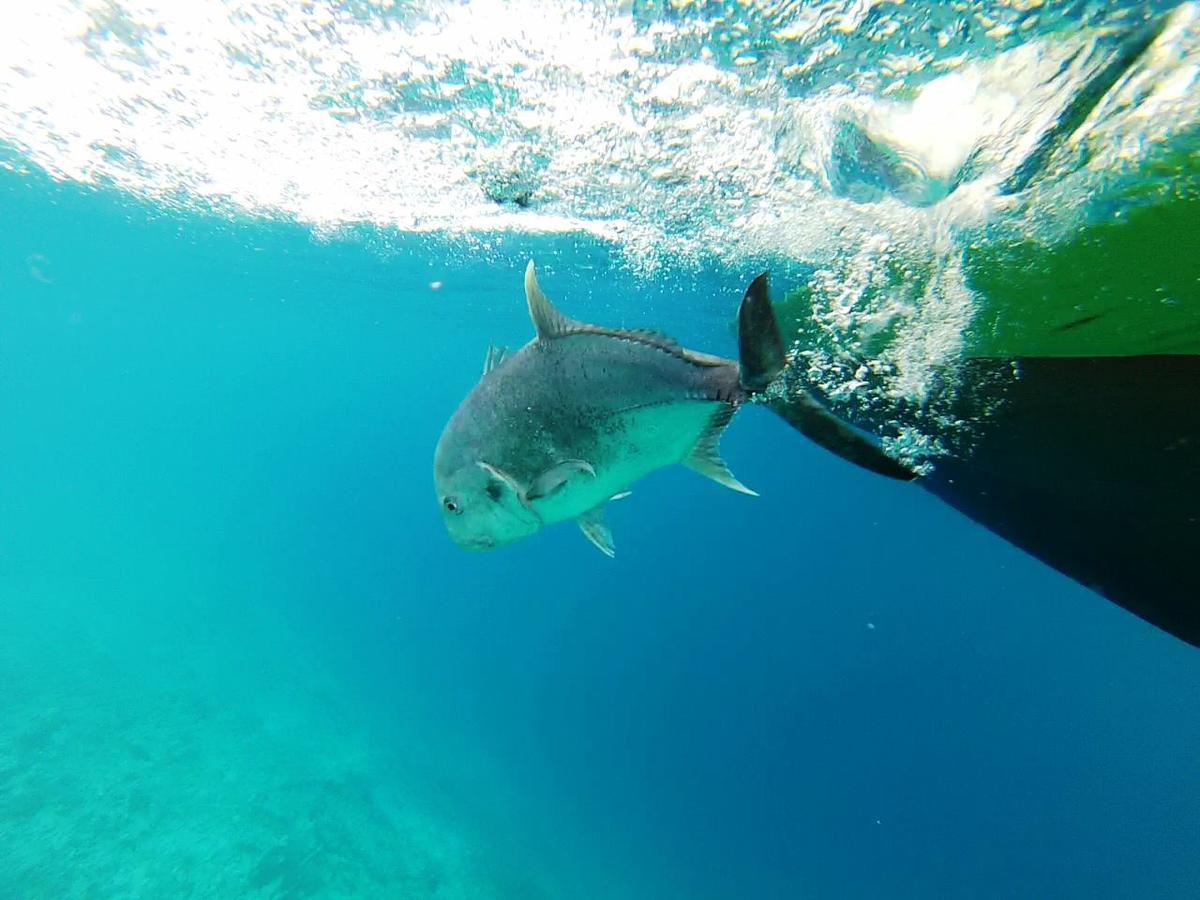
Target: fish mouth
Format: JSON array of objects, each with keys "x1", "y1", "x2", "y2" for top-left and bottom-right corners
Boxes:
[{"x1": 460, "y1": 536, "x2": 497, "y2": 551}]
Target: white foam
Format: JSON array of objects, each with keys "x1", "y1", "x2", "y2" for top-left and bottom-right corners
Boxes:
[{"x1": 1, "y1": 0, "x2": 1196, "y2": 451}]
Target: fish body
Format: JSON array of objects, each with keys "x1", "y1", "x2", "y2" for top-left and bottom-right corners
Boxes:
[
  {"x1": 434, "y1": 262, "x2": 911, "y2": 555},
  {"x1": 439, "y1": 335, "x2": 742, "y2": 520}
]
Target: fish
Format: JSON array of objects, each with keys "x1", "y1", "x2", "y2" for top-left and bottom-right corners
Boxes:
[{"x1": 433, "y1": 261, "x2": 913, "y2": 556}]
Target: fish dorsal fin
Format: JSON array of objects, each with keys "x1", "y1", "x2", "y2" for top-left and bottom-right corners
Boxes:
[
  {"x1": 525, "y1": 260, "x2": 588, "y2": 340},
  {"x1": 523, "y1": 261, "x2": 730, "y2": 370},
  {"x1": 577, "y1": 502, "x2": 616, "y2": 558},
  {"x1": 482, "y1": 343, "x2": 509, "y2": 376},
  {"x1": 527, "y1": 459, "x2": 595, "y2": 501},
  {"x1": 683, "y1": 405, "x2": 758, "y2": 496},
  {"x1": 604, "y1": 328, "x2": 729, "y2": 368},
  {"x1": 620, "y1": 328, "x2": 684, "y2": 355}
]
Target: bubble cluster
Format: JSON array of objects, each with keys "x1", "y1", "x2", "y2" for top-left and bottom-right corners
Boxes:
[{"x1": 1, "y1": 0, "x2": 1195, "y2": 458}]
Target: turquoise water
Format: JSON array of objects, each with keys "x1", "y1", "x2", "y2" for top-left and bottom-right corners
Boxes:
[{"x1": 3, "y1": 2, "x2": 1200, "y2": 898}]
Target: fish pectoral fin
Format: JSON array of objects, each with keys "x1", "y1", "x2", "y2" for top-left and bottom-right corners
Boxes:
[
  {"x1": 526, "y1": 459, "x2": 596, "y2": 500},
  {"x1": 577, "y1": 503, "x2": 615, "y2": 558},
  {"x1": 683, "y1": 405, "x2": 758, "y2": 496},
  {"x1": 475, "y1": 461, "x2": 535, "y2": 511}
]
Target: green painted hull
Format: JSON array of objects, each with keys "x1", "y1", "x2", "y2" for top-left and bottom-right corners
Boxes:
[
  {"x1": 769, "y1": 150, "x2": 1200, "y2": 646},
  {"x1": 776, "y1": 148, "x2": 1200, "y2": 363},
  {"x1": 966, "y1": 160, "x2": 1200, "y2": 359}
]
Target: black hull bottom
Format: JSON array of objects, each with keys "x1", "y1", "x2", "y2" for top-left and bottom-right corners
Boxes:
[{"x1": 924, "y1": 356, "x2": 1200, "y2": 648}]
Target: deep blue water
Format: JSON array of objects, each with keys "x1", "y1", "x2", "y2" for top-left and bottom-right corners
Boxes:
[{"x1": 2, "y1": 163, "x2": 1199, "y2": 898}]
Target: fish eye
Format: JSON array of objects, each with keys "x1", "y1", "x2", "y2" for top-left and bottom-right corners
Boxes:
[{"x1": 443, "y1": 497, "x2": 460, "y2": 514}]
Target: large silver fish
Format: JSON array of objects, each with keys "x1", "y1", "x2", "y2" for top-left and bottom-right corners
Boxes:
[{"x1": 433, "y1": 261, "x2": 912, "y2": 556}]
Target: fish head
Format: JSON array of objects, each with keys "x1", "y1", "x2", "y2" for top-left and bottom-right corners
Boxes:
[{"x1": 434, "y1": 456, "x2": 542, "y2": 552}]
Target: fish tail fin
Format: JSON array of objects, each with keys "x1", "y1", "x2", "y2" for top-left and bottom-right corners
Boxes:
[
  {"x1": 736, "y1": 273, "x2": 787, "y2": 393},
  {"x1": 736, "y1": 272, "x2": 917, "y2": 482}
]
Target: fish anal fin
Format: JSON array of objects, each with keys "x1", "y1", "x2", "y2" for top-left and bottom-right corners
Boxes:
[
  {"x1": 527, "y1": 459, "x2": 596, "y2": 500},
  {"x1": 525, "y1": 261, "x2": 588, "y2": 340},
  {"x1": 577, "y1": 503, "x2": 616, "y2": 558},
  {"x1": 683, "y1": 405, "x2": 758, "y2": 496}
]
